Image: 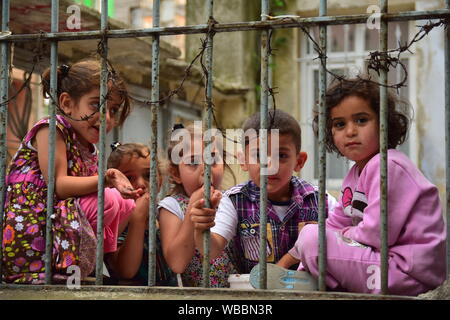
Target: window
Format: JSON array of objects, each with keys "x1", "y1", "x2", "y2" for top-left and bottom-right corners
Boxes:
[{"x1": 299, "y1": 22, "x2": 417, "y2": 193}]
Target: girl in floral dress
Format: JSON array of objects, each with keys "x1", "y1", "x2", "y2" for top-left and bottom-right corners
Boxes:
[
  {"x1": 158, "y1": 123, "x2": 237, "y2": 287},
  {"x1": 2, "y1": 59, "x2": 143, "y2": 284}
]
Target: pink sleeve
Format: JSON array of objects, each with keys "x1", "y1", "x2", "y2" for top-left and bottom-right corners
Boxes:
[
  {"x1": 343, "y1": 158, "x2": 417, "y2": 249},
  {"x1": 326, "y1": 199, "x2": 353, "y2": 231}
]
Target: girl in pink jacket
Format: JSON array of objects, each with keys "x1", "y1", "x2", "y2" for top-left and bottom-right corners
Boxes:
[{"x1": 277, "y1": 79, "x2": 446, "y2": 296}]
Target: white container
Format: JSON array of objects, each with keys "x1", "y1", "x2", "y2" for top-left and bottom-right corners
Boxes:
[{"x1": 228, "y1": 274, "x2": 254, "y2": 290}]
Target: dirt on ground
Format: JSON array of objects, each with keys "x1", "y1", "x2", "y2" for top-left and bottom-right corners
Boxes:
[{"x1": 418, "y1": 279, "x2": 450, "y2": 300}]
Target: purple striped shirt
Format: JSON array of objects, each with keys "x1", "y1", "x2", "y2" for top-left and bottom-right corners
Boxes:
[{"x1": 225, "y1": 176, "x2": 320, "y2": 273}]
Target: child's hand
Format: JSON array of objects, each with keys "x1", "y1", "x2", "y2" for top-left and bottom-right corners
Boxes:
[
  {"x1": 188, "y1": 186, "x2": 222, "y2": 209},
  {"x1": 105, "y1": 168, "x2": 144, "y2": 199},
  {"x1": 131, "y1": 193, "x2": 150, "y2": 224},
  {"x1": 188, "y1": 187, "x2": 222, "y2": 232}
]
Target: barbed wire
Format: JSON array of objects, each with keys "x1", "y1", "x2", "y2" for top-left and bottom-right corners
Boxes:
[
  {"x1": 1, "y1": 15, "x2": 447, "y2": 145},
  {"x1": 294, "y1": 18, "x2": 447, "y2": 92},
  {"x1": 0, "y1": 31, "x2": 45, "y2": 108}
]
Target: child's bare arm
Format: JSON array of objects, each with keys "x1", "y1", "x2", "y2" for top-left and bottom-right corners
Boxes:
[
  {"x1": 194, "y1": 230, "x2": 228, "y2": 260},
  {"x1": 36, "y1": 127, "x2": 98, "y2": 199},
  {"x1": 159, "y1": 206, "x2": 197, "y2": 274},
  {"x1": 35, "y1": 127, "x2": 143, "y2": 200},
  {"x1": 276, "y1": 252, "x2": 300, "y2": 269},
  {"x1": 191, "y1": 189, "x2": 227, "y2": 259},
  {"x1": 108, "y1": 194, "x2": 149, "y2": 279}
]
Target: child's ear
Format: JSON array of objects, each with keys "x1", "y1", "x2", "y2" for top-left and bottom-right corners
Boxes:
[
  {"x1": 169, "y1": 165, "x2": 182, "y2": 184},
  {"x1": 237, "y1": 150, "x2": 248, "y2": 172},
  {"x1": 294, "y1": 151, "x2": 308, "y2": 172},
  {"x1": 59, "y1": 92, "x2": 73, "y2": 115}
]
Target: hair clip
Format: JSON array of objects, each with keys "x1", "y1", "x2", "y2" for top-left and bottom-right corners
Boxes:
[
  {"x1": 172, "y1": 123, "x2": 184, "y2": 131},
  {"x1": 110, "y1": 141, "x2": 121, "y2": 151},
  {"x1": 59, "y1": 64, "x2": 71, "y2": 77}
]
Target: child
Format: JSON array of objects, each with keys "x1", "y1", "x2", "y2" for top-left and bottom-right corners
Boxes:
[
  {"x1": 158, "y1": 123, "x2": 237, "y2": 287},
  {"x1": 195, "y1": 109, "x2": 334, "y2": 280},
  {"x1": 105, "y1": 142, "x2": 176, "y2": 286},
  {"x1": 2, "y1": 60, "x2": 143, "y2": 284},
  {"x1": 285, "y1": 79, "x2": 447, "y2": 296}
]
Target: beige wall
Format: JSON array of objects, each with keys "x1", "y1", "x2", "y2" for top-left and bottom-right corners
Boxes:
[
  {"x1": 186, "y1": 0, "x2": 260, "y2": 130},
  {"x1": 295, "y1": 0, "x2": 419, "y2": 15}
]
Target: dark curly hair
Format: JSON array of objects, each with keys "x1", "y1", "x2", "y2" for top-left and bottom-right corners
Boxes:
[
  {"x1": 243, "y1": 109, "x2": 302, "y2": 152},
  {"x1": 313, "y1": 78, "x2": 412, "y2": 155},
  {"x1": 42, "y1": 59, "x2": 131, "y2": 126}
]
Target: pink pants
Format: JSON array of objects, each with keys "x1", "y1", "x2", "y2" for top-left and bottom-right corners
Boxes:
[
  {"x1": 293, "y1": 224, "x2": 426, "y2": 296},
  {"x1": 79, "y1": 188, "x2": 135, "y2": 253}
]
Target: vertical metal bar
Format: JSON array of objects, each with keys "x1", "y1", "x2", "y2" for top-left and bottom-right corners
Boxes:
[
  {"x1": 268, "y1": 39, "x2": 273, "y2": 109},
  {"x1": 45, "y1": 0, "x2": 59, "y2": 285},
  {"x1": 202, "y1": 0, "x2": 214, "y2": 288},
  {"x1": 445, "y1": 0, "x2": 450, "y2": 279},
  {"x1": 95, "y1": 0, "x2": 108, "y2": 285},
  {"x1": 0, "y1": 0, "x2": 10, "y2": 280},
  {"x1": 148, "y1": 0, "x2": 160, "y2": 287},
  {"x1": 259, "y1": 0, "x2": 270, "y2": 290},
  {"x1": 379, "y1": 0, "x2": 389, "y2": 295},
  {"x1": 318, "y1": 0, "x2": 328, "y2": 292}
]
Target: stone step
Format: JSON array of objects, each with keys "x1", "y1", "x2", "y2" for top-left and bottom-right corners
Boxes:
[{"x1": 0, "y1": 284, "x2": 418, "y2": 300}]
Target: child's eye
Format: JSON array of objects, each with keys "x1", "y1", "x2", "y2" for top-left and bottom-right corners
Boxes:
[
  {"x1": 332, "y1": 121, "x2": 345, "y2": 129},
  {"x1": 90, "y1": 103, "x2": 101, "y2": 110},
  {"x1": 356, "y1": 117, "x2": 368, "y2": 125},
  {"x1": 279, "y1": 153, "x2": 289, "y2": 159}
]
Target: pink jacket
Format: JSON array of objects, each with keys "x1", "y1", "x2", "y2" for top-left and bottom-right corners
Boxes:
[{"x1": 327, "y1": 149, "x2": 447, "y2": 290}]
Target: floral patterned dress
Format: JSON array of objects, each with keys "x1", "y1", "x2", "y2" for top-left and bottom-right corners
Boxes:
[
  {"x1": 171, "y1": 194, "x2": 237, "y2": 288},
  {"x1": 2, "y1": 115, "x2": 97, "y2": 284}
]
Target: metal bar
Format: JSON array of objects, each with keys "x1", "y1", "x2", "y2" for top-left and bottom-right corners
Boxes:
[
  {"x1": 0, "y1": 0, "x2": 10, "y2": 280},
  {"x1": 148, "y1": 0, "x2": 160, "y2": 287},
  {"x1": 379, "y1": 0, "x2": 389, "y2": 295},
  {"x1": 318, "y1": 0, "x2": 328, "y2": 292},
  {"x1": 95, "y1": 0, "x2": 108, "y2": 286},
  {"x1": 445, "y1": 0, "x2": 450, "y2": 279},
  {"x1": 44, "y1": 0, "x2": 59, "y2": 285},
  {"x1": 258, "y1": 0, "x2": 270, "y2": 290},
  {"x1": 202, "y1": 0, "x2": 214, "y2": 288},
  {"x1": 3, "y1": 10, "x2": 450, "y2": 42}
]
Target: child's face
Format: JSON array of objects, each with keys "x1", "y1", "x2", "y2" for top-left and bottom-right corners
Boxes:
[
  {"x1": 60, "y1": 88, "x2": 122, "y2": 147},
  {"x1": 241, "y1": 133, "x2": 307, "y2": 202},
  {"x1": 173, "y1": 138, "x2": 224, "y2": 197},
  {"x1": 116, "y1": 153, "x2": 152, "y2": 193},
  {"x1": 331, "y1": 95, "x2": 380, "y2": 170}
]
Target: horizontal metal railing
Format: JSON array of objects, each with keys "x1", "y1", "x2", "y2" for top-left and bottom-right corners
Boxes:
[{"x1": 0, "y1": 0, "x2": 448, "y2": 297}]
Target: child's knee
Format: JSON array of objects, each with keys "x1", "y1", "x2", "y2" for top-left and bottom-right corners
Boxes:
[
  {"x1": 298, "y1": 224, "x2": 320, "y2": 260},
  {"x1": 102, "y1": 188, "x2": 123, "y2": 223},
  {"x1": 103, "y1": 188, "x2": 120, "y2": 209}
]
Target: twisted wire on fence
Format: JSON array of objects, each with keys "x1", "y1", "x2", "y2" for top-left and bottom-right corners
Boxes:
[{"x1": 2, "y1": 17, "x2": 448, "y2": 140}]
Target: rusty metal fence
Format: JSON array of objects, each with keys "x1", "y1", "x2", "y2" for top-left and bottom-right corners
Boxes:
[{"x1": 0, "y1": 0, "x2": 449, "y2": 297}]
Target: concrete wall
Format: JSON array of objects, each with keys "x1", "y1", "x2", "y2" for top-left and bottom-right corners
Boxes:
[
  {"x1": 295, "y1": 0, "x2": 422, "y2": 15},
  {"x1": 186, "y1": 0, "x2": 260, "y2": 129},
  {"x1": 414, "y1": 0, "x2": 447, "y2": 207},
  {"x1": 184, "y1": 0, "x2": 449, "y2": 197}
]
